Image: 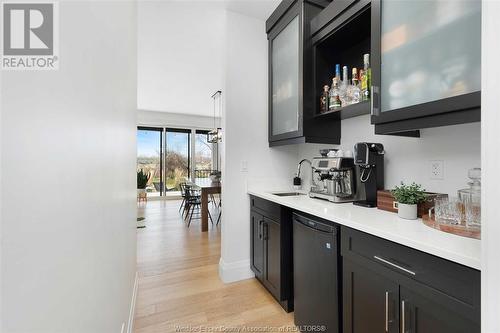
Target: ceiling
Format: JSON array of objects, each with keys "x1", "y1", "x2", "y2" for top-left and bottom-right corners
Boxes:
[{"x1": 137, "y1": 0, "x2": 280, "y2": 117}]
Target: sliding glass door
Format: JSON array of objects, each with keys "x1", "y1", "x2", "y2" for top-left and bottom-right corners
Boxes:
[
  {"x1": 194, "y1": 130, "x2": 213, "y2": 178},
  {"x1": 165, "y1": 129, "x2": 190, "y2": 192},
  {"x1": 137, "y1": 127, "x2": 162, "y2": 197},
  {"x1": 137, "y1": 127, "x2": 218, "y2": 195}
]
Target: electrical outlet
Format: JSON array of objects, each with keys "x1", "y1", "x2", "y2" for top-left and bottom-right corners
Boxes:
[{"x1": 429, "y1": 160, "x2": 444, "y2": 180}]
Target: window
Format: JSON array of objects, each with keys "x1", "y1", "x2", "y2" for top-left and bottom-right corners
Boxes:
[
  {"x1": 137, "y1": 127, "x2": 162, "y2": 197},
  {"x1": 137, "y1": 127, "x2": 218, "y2": 195},
  {"x1": 195, "y1": 130, "x2": 213, "y2": 178}
]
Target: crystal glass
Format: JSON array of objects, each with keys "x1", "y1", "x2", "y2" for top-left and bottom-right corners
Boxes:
[
  {"x1": 465, "y1": 200, "x2": 481, "y2": 228},
  {"x1": 433, "y1": 196, "x2": 464, "y2": 225}
]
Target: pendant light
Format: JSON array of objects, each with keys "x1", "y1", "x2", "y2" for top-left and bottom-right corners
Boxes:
[{"x1": 208, "y1": 90, "x2": 222, "y2": 143}]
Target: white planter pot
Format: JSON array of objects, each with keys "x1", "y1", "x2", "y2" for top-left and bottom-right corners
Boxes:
[{"x1": 396, "y1": 203, "x2": 418, "y2": 220}]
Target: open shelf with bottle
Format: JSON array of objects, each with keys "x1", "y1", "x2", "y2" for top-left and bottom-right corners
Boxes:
[
  {"x1": 311, "y1": 1, "x2": 371, "y2": 119},
  {"x1": 313, "y1": 100, "x2": 369, "y2": 120}
]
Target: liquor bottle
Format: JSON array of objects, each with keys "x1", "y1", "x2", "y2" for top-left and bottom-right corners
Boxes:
[
  {"x1": 329, "y1": 78, "x2": 341, "y2": 110},
  {"x1": 339, "y1": 65, "x2": 350, "y2": 106},
  {"x1": 335, "y1": 64, "x2": 341, "y2": 83},
  {"x1": 320, "y1": 85, "x2": 329, "y2": 113},
  {"x1": 361, "y1": 53, "x2": 371, "y2": 101},
  {"x1": 348, "y1": 67, "x2": 362, "y2": 104}
]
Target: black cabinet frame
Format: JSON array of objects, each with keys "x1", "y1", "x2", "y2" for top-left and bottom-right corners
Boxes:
[
  {"x1": 267, "y1": 0, "x2": 339, "y2": 147},
  {"x1": 310, "y1": 0, "x2": 372, "y2": 121},
  {"x1": 369, "y1": 0, "x2": 481, "y2": 135},
  {"x1": 268, "y1": 3, "x2": 304, "y2": 143}
]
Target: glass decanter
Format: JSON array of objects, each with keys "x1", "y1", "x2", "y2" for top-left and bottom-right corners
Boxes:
[{"x1": 458, "y1": 168, "x2": 481, "y2": 227}]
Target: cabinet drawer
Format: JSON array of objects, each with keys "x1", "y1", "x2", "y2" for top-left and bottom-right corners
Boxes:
[
  {"x1": 341, "y1": 226, "x2": 480, "y2": 310},
  {"x1": 250, "y1": 196, "x2": 281, "y2": 221}
]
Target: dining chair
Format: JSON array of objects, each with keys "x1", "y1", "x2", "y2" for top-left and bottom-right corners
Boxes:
[
  {"x1": 184, "y1": 187, "x2": 213, "y2": 227},
  {"x1": 178, "y1": 182, "x2": 187, "y2": 213}
]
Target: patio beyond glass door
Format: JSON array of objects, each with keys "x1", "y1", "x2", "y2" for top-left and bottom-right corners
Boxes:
[
  {"x1": 164, "y1": 129, "x2": 191, "y2": 192},
  {"x1": 195, "y1": 130, "x2": 213, "y2": 178}
]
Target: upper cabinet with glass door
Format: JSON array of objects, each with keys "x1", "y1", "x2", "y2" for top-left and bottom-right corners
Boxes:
[
  {"x1": 267, "y1": 0, "x2": 339, "y2": 147},
  {"x1": 271, "y1": 15, "x2": 300, "y2": 138},
  {"x1": 370, "y1": 0, "x2": 481, "y2": 135}
]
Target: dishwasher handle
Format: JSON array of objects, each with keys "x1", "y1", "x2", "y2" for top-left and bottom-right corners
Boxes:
[{"x1": 293, "y1": 213, "x2": 337, "y2": 234}]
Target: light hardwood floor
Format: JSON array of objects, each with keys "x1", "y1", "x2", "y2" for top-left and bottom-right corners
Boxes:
[{"x1": 135, "y1": 200, "x2": 294, "y2": 333}]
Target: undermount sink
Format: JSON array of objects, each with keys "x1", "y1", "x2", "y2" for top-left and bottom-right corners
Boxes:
[{"x1": 272, "y1": 192, "x2": 306, "y2": 197}]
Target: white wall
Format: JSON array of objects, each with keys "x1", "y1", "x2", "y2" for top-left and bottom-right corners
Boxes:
[
  {"x1": 1, "y1": 2, "x2": 137, "y2": 332},
  {"x1": 0, "y1": 61, "x2": 3, "y2": 330},
  {"x1": 137, "y1": 109, "x2": 219, "y2": 130},
  {"x1": 137, "y1": 1, "x2": 225, "y2": 117},
  {"x1": 481, "y1": 1, "x2": 500, "y2": 331},
  {"x1": 297, "y1": 117, "x2": 480, "y2": 196},
  {"x1": 219, "y1": 10, "x2": 298, "y2": 282}
]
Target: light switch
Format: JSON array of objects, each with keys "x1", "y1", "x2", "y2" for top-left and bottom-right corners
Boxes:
[{"x1": 241, "y1": 160, "x2": 248, "y2": 172}]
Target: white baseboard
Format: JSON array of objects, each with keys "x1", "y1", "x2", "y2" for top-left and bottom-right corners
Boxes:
[
  {"x1": 218, "y1": 258, "x2": 255, "y2": 283},
  {"x1": 127, "y1": 272, "x2": 139, "y2": 333}
]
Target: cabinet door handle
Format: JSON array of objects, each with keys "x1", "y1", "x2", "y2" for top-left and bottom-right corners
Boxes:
[
  {"x1": 258, "y1": 220, "x2": 263, "y2": 240},
  {"x1": 374, "y1": 256, "x2": 416, "y2": 276},
  {"x1": 370, "y1": 85, "x2": 374, "y2": 115},
  {"x1": 401, "y1": 300, "x2": 406, "y2": 333},
  {"x1": 263, "y1": 222, "x2": 269, "y2": 240},
  {"x1": 385, "y1": 291, "x2": 389, "y2": 332},
  {"x1": 371, "y1": 85, "x2": 380, "y2": 116}
]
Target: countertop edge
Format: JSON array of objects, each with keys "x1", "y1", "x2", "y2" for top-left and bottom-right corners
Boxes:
[{"x1": 248, "y1": 189, "x2": 481, "y2": 271}]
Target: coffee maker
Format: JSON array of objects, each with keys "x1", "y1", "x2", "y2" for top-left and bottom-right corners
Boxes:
[
  {"x1": 353, "y1": 142, "x2": 385, "y2": 207},
  {"x1": 309, "y1": 156, "x2": 364, "y2": 203}
]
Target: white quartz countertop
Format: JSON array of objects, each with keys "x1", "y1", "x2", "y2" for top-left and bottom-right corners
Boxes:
[{"x1": 247, "y1": 187, "x2": 481, "y2": 270}]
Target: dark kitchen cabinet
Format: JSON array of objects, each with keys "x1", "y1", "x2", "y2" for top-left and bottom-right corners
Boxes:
[
  {"x1": 267, "y1": 0, "x2": 340, "y2": 147},
  {"x1": 370, "y1": 0, "x2": 481, "y2": 135},
  {"x1": 249, "y1": 196, "x2": 293, "y2": 312},
  {"x1": 250, "y1": 210, "x2": 264, "y2": 280},
  {"x1": 262, "y1": 217, "x2": 282, "y2": 298},
  {"x1": 342, "y1": 226, "x2": 480, "y2": 333},
  {"x1": 399, "y1": 286, "x2": 479, "y2": 333},
  {"x1": 343, "y1": 258, "x2": 399, "y2": 333}
]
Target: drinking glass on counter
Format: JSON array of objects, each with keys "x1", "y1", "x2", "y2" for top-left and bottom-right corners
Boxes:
[
  {"x1": 431, "y1": 196, "x2": 464, "y2": 225},
  {"x1": 464, "y1": 200, "x2": 481, "y2": 228}
]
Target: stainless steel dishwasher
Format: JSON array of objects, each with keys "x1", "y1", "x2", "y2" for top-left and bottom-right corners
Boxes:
[{"x1": 293, "y1": 213, "x2": 340, "y2": 333}]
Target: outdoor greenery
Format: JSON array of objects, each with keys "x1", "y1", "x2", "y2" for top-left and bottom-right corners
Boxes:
[
  {"x1": 137, "y1": 169, "x2": 151, "y2": 189},
  {"x1": 165, "y1": 151, "x2": 189, "y2": 191},
  {"x1": 137, "y1": 135, "x2": 213, "y2": 192},
  {"x1": 391, "y1": 182, "x2": 427, "y2": 205}
]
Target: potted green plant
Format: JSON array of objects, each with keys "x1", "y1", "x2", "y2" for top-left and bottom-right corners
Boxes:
[
  {"x1": 137, "y1": 169, "x2": 150, "y2": 198},
  {"x1": 391, "y1": 182, "x2": 427, "y2": 220}
]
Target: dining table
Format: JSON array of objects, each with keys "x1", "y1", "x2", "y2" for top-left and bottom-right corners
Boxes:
[{"x1": 192, "y1": 178, "x2": 221, "y2": 232}]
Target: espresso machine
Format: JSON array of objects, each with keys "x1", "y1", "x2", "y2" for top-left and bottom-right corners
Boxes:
[
  {"x1": 353, "y1": 142, "x2": 385, "y2": 207},
  {"x1": 309, "y1": 156, "x2": 364, "y2": 203}
]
